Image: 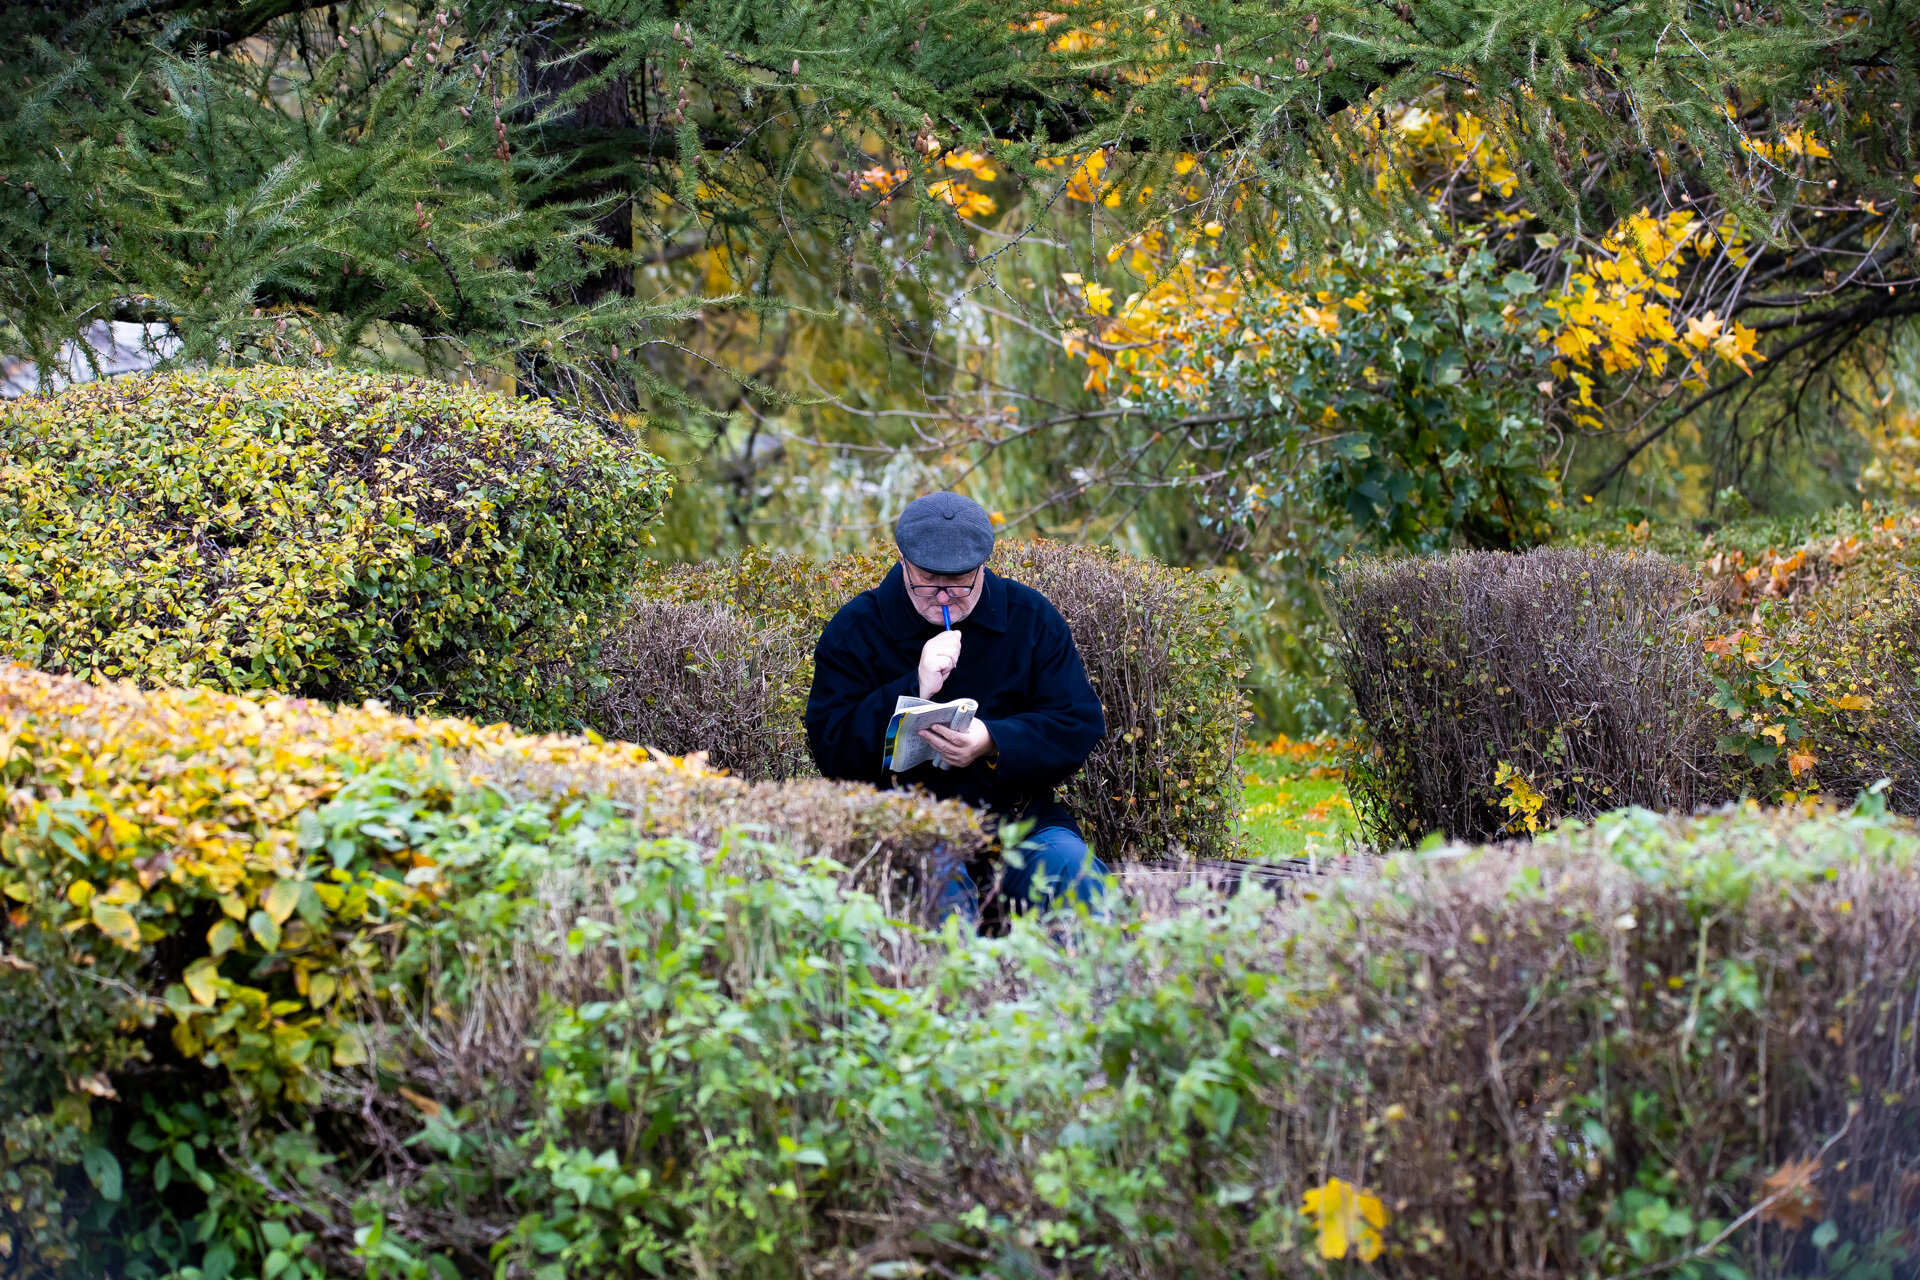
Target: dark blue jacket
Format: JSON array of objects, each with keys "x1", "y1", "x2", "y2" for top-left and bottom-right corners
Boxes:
[{"x1": 804, "y1": 564, "x2": 1105, "y2": 834}]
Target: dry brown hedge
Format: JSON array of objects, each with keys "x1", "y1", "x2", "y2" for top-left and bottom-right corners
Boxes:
[
  {"x1": 583, "y1": 540, "x2": 1249, "y2": 861},
  {"x1": 1335, "y1": 546, "x2": 1727, "y2": 844},
  {"x1": 579, "y1": 598, "x2": 815, "y2": 781}
]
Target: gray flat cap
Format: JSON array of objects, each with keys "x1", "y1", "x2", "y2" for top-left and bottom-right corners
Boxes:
[{"x1": 893, "y1": 492, "x2": 995, "y2": 575}]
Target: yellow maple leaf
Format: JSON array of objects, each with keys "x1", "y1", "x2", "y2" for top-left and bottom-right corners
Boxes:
[
  {"x1": 1787, "y1": 748, "x2": 1817, "y2": 778},
  {"x1": 1684, "y1": 311, "x2": 1723, "y2": 351},
  {"x1": 940, "y1": 149, "x2": 998, "y2": 182},
  {"x1": 1301, "y1": 1177, "x2": 1388, "y2": 1261}
]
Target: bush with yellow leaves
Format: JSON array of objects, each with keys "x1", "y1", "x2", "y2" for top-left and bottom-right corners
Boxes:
[
  {"x1": 1577, "y1": 503, "x2": 1920, "y2": 811},
  {"x1": 0, "y1": 662, "x2": 985, "y2": 1271},
  {"x1": 15, "y1": 690, "x2": 1920, "y2": 1280},
  {"x1": 588, "y1": 539, "x2": 1249, "y2": 859},
  {"x1": 0, "y1": 367, "x2": 671, "y2": 726}
]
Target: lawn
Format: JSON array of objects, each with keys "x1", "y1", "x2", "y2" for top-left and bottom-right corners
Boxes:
[{"x1": 1234, "y1": 735, "x2": 1357, "y2": 860}]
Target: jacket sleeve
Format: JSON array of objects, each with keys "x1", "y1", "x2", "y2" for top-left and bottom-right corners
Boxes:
[
  {"x1": 979, "y1": 606, "x2": 1105, "y2": 792},
  {"x1": 804, "y1": 612, "x2": 920, "y2": 786}
]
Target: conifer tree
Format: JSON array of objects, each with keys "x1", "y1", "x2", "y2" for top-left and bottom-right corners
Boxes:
[{"x1": 0, "y1": 0, "x2": 1911, "y2": 424}]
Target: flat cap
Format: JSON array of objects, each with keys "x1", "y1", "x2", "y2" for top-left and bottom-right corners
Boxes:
[{"x1": 893, "y1": 491, "x2": 995, "y2": 575}]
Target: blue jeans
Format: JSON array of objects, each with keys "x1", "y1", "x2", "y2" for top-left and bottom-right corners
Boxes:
[{"x1": 934, "y1": 824, "x2": 1108, "y2": 925}]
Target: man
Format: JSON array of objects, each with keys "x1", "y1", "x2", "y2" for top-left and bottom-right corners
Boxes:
[{"x1": 804, "y1": 492, "x2": 1107, "y2": 921}]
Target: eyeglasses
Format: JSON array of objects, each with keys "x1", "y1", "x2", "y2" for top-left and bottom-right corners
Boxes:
[{"x1": 904, "y1": 570, "x2": 977, "y2": 599}]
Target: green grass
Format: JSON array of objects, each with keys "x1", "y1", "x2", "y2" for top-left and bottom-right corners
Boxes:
[{"x1": 1235, "y1": 737, "x2": 1357, "y2": 860}]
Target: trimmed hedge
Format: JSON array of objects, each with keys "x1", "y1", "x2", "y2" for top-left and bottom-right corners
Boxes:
[
  {"x1": 1351, "y1": 510, "x2": 1920, "y2": 825},
  {"x1": 10, "y1": 673, "x2": 1920, "y2": 1280},
  {"x1": 1569, "y1": 504, "x2": 1920, "y2": 811},
  {"x1": 0, "y1": 367, "x2": 670, "y2": 724},
  {"x1": 0, "y1": 663, "x2": 986, "y2": 1272},
  {"x1": 1335, "y1": 546, "x2": 1726, "y2": 844},
  {"x1": 594, "y1": 540, "x2": 1249, "y2": 859}
]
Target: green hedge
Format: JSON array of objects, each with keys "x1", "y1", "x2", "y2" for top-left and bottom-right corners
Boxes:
[
  {"x1": 597, "y1": 539, "x2": 1250, "y2": 860},
  {"x1": 0, "y1": 367, "x2": 670, "y2": 725},
  {"x1": 10, "y1": 661, "x2": 1920, "y2": 1279}
]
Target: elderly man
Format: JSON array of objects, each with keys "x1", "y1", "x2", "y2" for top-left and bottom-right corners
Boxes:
[{"x1": 804, "y1": 492, "x2": 1107, "y2": 921}]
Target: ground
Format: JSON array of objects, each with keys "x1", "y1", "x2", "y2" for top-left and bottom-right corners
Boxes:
[{"x1": 1235, "y1": 736, "x2": 1356, "y2": 860}]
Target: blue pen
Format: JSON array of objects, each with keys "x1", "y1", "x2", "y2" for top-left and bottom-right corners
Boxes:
[{"x1": 942, "y1": 604, "x2": 952, "y2": 630}]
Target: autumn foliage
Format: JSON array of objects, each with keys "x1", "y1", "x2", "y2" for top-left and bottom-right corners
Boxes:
[
  {"x1": 0, "y1": 368, "x2": 671, "y2": 727},
  {"x1": 0, "y1": 663, "x2": 990, "y2": 1270},
  {"x1": 7, "y1": 675, "x2": 1918, "y2": 1278}
]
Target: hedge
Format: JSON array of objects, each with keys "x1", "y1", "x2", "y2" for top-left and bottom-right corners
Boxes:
[
  {"x1": 1336, "y1": 513, "x2": 1920, "y2": 834},
  {"x1": 0, "y1": 367, "x2": 671, "y2": 725},
  {"x1": 1679, "y1": 508, "x2": 1920, "y2": 812},
  {"x1": 591, "y1": 539, "x2": 1250, "y2": 860},
  {"x1": 9, "y1": 668, "x2": 1920, "y2": 1279},
  {"x1": 0, "y1": 663, "x2": 986, "y2": 1273},
  {"x1": 1335, "y1": 547, "x2": 1727, "y2": 844}
]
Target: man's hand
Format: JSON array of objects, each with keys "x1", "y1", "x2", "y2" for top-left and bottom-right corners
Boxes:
[
  {"x1": 919, "y1": 720, "x2": 995, "y2": 769},
  {"x1": 917, "y1": 630, "x2": 962, "y2": 699}
]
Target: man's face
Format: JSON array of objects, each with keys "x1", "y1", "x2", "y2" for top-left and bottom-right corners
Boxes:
[{"x1": 901, "y1": 558, "x2": 983, "y2": 626}]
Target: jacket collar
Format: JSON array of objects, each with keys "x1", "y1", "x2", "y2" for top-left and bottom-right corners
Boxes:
[{"x1": 877, "y1": 562, "x2": 1009, "y2": 639}]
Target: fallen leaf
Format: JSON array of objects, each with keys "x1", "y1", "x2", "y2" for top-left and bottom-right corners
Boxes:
[
  {"x1": 1302, "y1": 1177, "x2": 1388, "y2": 1261},
  {"x1": 1787, "y1": 748, "x2": 1817, "y2": 778},
  {"x1": 72, "y1": 1072, "x2": 118, "y2": 1100},
  {"x1": 397, "y1": 1086, "x2": 442, "y2": 1118},
  {"x1": 1759, "y1": 1156, "x2": 1825, "y2": 1230},
  {"x1": 0, "y1": 951, "x2": 35, "y2": 972}
]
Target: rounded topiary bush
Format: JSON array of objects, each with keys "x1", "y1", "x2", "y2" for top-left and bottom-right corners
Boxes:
[{"x1": 0, "y1": 366, "x2": 669, "y2": 723}]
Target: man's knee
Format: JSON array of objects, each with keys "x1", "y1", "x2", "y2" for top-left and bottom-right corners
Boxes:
[{"x1": 1011, "y1": 825, "x2": 1107, "y2": 909}]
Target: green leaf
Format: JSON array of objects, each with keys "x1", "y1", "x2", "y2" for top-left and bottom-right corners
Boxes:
[
  {"x1": 1811, "y1": 1220, "x2": 1838, "y2": 1250},
  {"x1": 332, "y1": 1030, "x2": 368, "y2": 1067},
  {"x1": 91, "y1": 901, "x2": 141, "y2": 951},
  {"x1": 263, "y1": 878, "x2": 302, "y2": 926},
  {"x1": 183, "y1": 957, "x2": 220, "y2": 1006},
  {"x1": 1501, "y1": 270, "x2": 1539, "y2": 296},
  {"x1": 207, "y1": 918, "x2": 242, "y2": 957},
  {"x1": 248, "y1": 909, "x2": 282, "y2": 953},
  {"x1": 83, "y1": 1145, "x2": 123, "y2": 1202}
]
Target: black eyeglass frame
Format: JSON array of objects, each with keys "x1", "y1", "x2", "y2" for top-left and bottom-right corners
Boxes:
[{"x1": 901, "y1": 564, "x2": 980, "y2": 599}]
